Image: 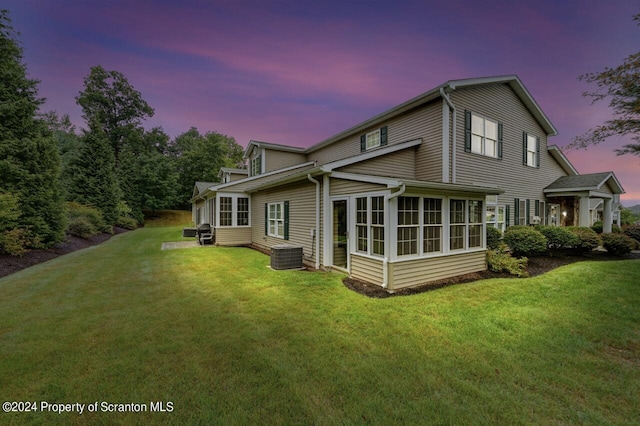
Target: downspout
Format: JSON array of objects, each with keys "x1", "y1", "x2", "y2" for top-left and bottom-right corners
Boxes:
[
  {"x1": 440, "y1": 86, "x2": 457, "y2": 183},
  {"x1": 307, "y1": 174, "x2": 321, "y2": 270},
  {"x1": 382, "y1": 184, "x2": 406, "y2": 289}
]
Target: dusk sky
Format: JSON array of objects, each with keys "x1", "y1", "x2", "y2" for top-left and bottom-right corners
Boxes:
[{"x1": 7, "y1": 0, "x2": 640, "y2": 205}]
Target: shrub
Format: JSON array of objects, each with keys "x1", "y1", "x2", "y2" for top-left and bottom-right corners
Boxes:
[
  {"x1": 67, "y1": 216, "x2": 98, "y2": 239},
  {"x1": 623, "y1": 224, "x2": 640, "y2": 245},
  {"x1": 116, "y1": 216, "x2": 138, "y2": 230},
  {"x1": 591, "y1": 221, "x2": 603, "y2": 234},
  {"x1": 487, "y1": 244, "x2": 529, "y2": 278},
  {"x1": 486, "y1": 226, "x2": 502, "y2": 250},
  {"x1": 536, "y1": 226, "x2": 579, "y2": 251},
  {"x1": 0, "y1": 228, "x2": 29, "y2": 256},
  {"x1": 611, "y1": 225, "x2": 622, "y2": 233},
  {"x1": 602, "y1": 233, "x2": 635, "y2": 256},
  {"x1": 567, "y1": 227, "x2": 600, "y2": 254},
  {"x1": 66, "y1": 202, "x2": 111, "y2": 234},
  {"x1": 503, "y1": 226, "x2": 547, "y2": 257}
]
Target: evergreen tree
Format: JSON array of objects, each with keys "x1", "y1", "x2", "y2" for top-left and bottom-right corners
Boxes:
[
  {"x1": 0, "y1": 10, "x2": 65, "y2": 248},
  {"x1": 66, "y1": 127, "x2": 120, "y2": 225}
]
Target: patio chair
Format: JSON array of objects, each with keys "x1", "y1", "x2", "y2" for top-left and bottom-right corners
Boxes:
[{"x1": 197, "y1": 223, "x2": 214, "y2": 245}]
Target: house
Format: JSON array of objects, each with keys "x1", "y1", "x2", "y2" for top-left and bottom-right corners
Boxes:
[{"x1": 191, "y1": 75, "x2": 625, "y2": 291}]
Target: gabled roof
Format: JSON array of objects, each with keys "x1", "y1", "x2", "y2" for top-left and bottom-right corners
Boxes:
[
  {"x1": 548, "y1": 145, "x2": 579, "y2": 175},
  {"x1": 217, "y1": 167, "x2": 248, "y2": 178},
  {"x1": 244, "y1": 140, "x2": 306, "y2": 158},
  {"x1": 194, "y1": 181, "x2": 216, "y2": 195},
  {"x1": 544, "y1": 172, "x2": 625, "y2": 194},
  {"x1": 306, "y1": 75, "x2": 557, "y2": 154}
]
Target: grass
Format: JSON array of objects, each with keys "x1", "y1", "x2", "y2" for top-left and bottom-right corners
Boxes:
[{"x1": 0, "y1": 225, "x2": 639, "y2": 425}]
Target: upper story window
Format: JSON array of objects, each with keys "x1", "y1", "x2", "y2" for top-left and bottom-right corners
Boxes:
[
  {"x1": 360, "y1": 126, "x2": 388, "y2": 152},
  {"x1": 251, "y1": 154, "x2": 262, "y2": 176},
  {"x1": 523, "y1": 133, "x2": 540, "y2": 168},
  {"x1": 465, "y1": 111, "x2": 502, "y2": 159}
]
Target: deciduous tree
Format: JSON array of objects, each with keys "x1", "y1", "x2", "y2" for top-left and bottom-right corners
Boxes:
[{"x1": 570, "y1": 14, "x2": 640, "y2": 156}]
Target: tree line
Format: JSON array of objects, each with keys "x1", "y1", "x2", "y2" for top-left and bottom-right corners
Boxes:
[{"x1": 0, "y1": 10, "x2": 243, "y2": 255}]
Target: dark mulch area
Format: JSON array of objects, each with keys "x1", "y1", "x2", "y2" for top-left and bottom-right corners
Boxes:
[
  {"x1": 344, "y1": 250, "x2": 640, "y2": 298},
  {"x1": 0, "y1": 227, "x2": 129, "y2": 279}
]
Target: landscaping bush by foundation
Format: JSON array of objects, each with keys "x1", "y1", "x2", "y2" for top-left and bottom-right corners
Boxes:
[
  {"x1": 503, "y1": 226, "x2": 547, "y2": 257},
  {"x1": 602, "y1": 233, "x2": 635, "y2": 256},
  {"x1": 486, "y1": 226, "x2": 502, "y2": 250},
  {"x1": 486, "y1": 244, "x2": 529, "y2": 277},
  {"x1": 567, "y1": 227, "x2": 601, "y2": 254},
  {"x1": 536, "y1": 225, "x2": 579, "y2": 251}
]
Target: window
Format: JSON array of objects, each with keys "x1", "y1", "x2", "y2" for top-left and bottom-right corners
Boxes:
[
  {"x1": 237, "y1": 197, "x2": 249, "y2": 226},
  {"x1": 268, "y1": 202, "x2": 284, "y2": 238},
  {"x1": 360, "y1": 126, "x2": 388, "y2": 151},
  {"x1": 397, "y1": 197, "x2": 419, "y2": 256},
  {"x1": 251, "y1": 154, "x2": 262, "y2": 176},
  {"x1": 450, "y1": 199, "x2": 466, "y2": 250},
  {"x1": 220, "y1": 197, "x2": 233, "y2": 226},
  {"x1": 469, "y1": 113, "x2": 499, "y2": 158},
  {"x1": 356, "y1": 196, "x2": 384, "y2": 256},
  {"x1": 486, "y1": 196, "x2": 505, "y2": 232},
  {"x1": 356, "y1": 197, "x2": 368, "y2": 253},
  {"x1": 423, "y1": 198, "x2": 442, "y2": 253},
  {"x1": 468, "y1": 200, "x2": 483, "y2": 248},
  {"x1": 524, "y1": 133, "x2": 540, "y2": 168},
  {"x1": 371, "y1": 196, "x2": 384, "y2": 256}
]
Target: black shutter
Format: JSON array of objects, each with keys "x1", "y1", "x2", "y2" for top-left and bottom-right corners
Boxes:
[
  {"x1": 523, "y1": 132, "x2": 528, "y2": 165},
  {"x1": 505, "y1": 205, "x2": 510, "y2": 228},
  {"x1": 284, "y1": 201, "x2": 290, "y2": 240},
  {"x1": 536, "y1": 136, "x2": 541, "y2": 168},
  {"x1": 464, "y1": 110, "x2": 472, "y2": 153},
  {"x1": 265, "y1": 204, "x2": 268, "y2": 235},
  {"x1": 514, "y1": 198, "x2": 520, "y2": 226},
  {"x1": 535, "y1": 200, "x2": 540, "y2": 216},
  {"x1": 360, "y1": 134, "x2": 366, "y2": 152},
  {"x1": 380, "y1": 126, "x2": 388, "y2": 146},
  {"x1": 526, "y1": 199, "x2": 530, "y2": 225},
  {"x1": 497, "y1": 122, "x2": 503, "y2": 159}
]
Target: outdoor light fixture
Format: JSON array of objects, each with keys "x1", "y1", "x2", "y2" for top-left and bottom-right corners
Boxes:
[{"x1": 562, "y1": 211, "x2": 567, "y2": 217}]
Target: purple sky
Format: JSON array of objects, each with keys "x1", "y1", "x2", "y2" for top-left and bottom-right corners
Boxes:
[{"x1": 7, "y1": 0, "x2": 640, "y2": 205}]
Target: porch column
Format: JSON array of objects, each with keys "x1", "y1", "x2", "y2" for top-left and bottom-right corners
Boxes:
[
  {"x1": 578, "y1": 196, "x2": 590, "y2": 227},
  {"x1": 603, "y1": 198, "x2": 613, "y2": 233}
]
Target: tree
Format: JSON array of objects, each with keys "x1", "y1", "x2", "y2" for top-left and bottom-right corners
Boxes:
[
  {"x1": 75, "y1": 65, "x2": 154, "y2": 166},
  {"x1": 137, "y1": 152, "x2": 179, "y2": 214},
  {"x1": 0, "y1": 9, "x2": 65, "y2": 248},
  {"x1": 65, "y1": 126, "x2": 120, "y2": 225},
  {"x1": 170, "y1": 128, "x2": 245, "y2": 207},
  {"x1": 570, "y1": 14, "x2": 640, "y2": 156}
]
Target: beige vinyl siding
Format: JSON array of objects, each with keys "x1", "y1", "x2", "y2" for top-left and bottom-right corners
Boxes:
[
  {"x1": 337, "y1": 148, "x2": 416, "y2": 179},
  {"x1": 350, "y1": 254, "x2": 384, "y2": 285},
  {"x1": 414, "y1": 99, "x2": 444, "y2": 182},
  {"x1": 310, "y1": 104, "x2": 442, "y2": 168},
  {"x1": 389, "y1": 251, "x2": 486, "y2": 291},
  {"x1": 451, "y1": 84, "x2": 568, "y2": 226},
  {"x1": 330, "y1": 178, "x2": 385, "y2": 196},
  {"x1": 251, "y1": 180, "x2": 319, "y2": 266},
  {"x1": 216, "y1": 227, "x2": 252, "y2": 246},
  {"x1": 265, "y1": 149, "x2": 308, "y2": 173}
]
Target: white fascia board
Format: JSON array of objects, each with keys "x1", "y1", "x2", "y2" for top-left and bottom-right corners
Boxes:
[
  {"x1": 245, "y1": 166, "x2": 324, "y2": 193},
  {"x1": 548, "y1": 146, "x2": 579, "y2": 175},
  {"x1": 602, "y1": 172, "x2": 625, "y2": 194},
  {"x1": 403, "y1": 180, "x2": 504, "y2": 195},
  {"x1": 320, "y1": 138, "x2": 422, "y2": 172},
  {"x1": 328, "y1": 171, "x2": 401, "y2": 187}
]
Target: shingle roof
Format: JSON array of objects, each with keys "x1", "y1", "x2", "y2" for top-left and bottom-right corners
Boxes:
[
  {"x1": 195, "y1": 181, "x2": 216, "y2": 194},
  {"x1": 544, "y1": 172, "x2": 624, "y2": 194}
]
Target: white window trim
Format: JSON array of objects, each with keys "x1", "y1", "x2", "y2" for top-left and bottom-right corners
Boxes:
[
  {"x1": 216, "y1": 193, "x2": 251, "y2": 228},
  {"x1": 525, "y1": 133, "x2": 538, "y2": 168},
  {"x1": 268, "y1": 202, "x2": 285, "y2": 238},
  {"x1": 471, "y1": 113, "x2": 499, "y2": 159},
  {"x1": 366, "y1": 129, "x2": 381, "y2": 150},
  {"x1": 353, "y1": 194, "x2": 386, "y2": 258},
  {"x1": 486, "y1": 196, "x2": 505, "y2": 233}
]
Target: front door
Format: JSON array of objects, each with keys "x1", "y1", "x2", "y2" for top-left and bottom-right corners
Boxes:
[{"x1": 332, "y1": 199, "x2": 348, "y2": 268}]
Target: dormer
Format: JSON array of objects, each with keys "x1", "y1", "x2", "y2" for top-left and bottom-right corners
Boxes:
[
  {"x1": 218, "y1": 167, "x2": 249, "y2": 184},
  {"x1": 244, "y1": 140, "x2": 307, "y2": 176}
]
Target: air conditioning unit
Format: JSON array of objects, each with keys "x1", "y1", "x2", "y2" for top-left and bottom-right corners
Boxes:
[
  {"x1": 270, "y1": 245, "x2": 304, "y2": 270},
  {"x1": 530, "y1": 216, "x2": 541, "y2": 225}
]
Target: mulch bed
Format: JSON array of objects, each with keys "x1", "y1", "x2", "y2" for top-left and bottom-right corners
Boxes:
[
  {"x1": 0, "y1": 227, "x2": 130, "y2": 279},
  {"x1": 344, "y1": 250, "x2": 640, "y2": 298}
]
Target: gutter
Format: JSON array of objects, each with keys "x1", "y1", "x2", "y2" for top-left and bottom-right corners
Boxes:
[
  {"x1": 307, "y1": 174, "x2": 321, "y2": 270},
  {"x1": 440, "y1": 86, "x2": 457, "y2": 183},
  {"x1": 382, "y1": 184, "x2": 406, "y2": 289}
]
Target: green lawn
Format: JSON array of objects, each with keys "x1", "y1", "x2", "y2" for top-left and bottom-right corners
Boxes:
[{"x1": 1, "y1": 226, "x2": 639, "y2": 425}]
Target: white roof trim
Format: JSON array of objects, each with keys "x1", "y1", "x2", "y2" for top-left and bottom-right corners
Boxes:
[
  {"x1": 206, "y1": 161, "x2": 316, "y2": 193},
  {"x1": 548, "y1": 145, "x2": 579, "y2": 175}
]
